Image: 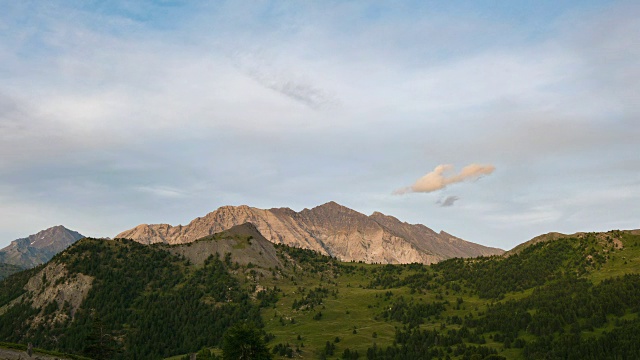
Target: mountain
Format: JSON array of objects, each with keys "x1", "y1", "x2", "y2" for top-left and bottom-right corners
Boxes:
[
  {"x1": 116, "y1": 201, "x2": 503, "y2": 264},
  {"x1": 0, "y1": 226, "x2": 304, "y2": 359},
  {"x1": 0, "y1": 226, "x2": 84, "y2": 268},
  {"x1": 1, "y1": 228, "x2": 639, "y2": 359}
]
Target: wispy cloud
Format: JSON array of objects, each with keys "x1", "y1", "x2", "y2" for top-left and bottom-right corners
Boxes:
[
  {"x1": 231, "y1": 50, "x2": 336, "y2": 109},
  {"x1": 395, "y1": 164, "x2": 495, "y2": 195}
]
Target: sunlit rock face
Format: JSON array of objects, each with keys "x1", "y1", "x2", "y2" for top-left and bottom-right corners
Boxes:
[{"x1": 117, "y1": 202, "x2": 504, "y2": 264}]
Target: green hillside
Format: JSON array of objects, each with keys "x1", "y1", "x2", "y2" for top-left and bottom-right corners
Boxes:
[{"x1": 0, "y1": 229, "x2": 639, "y2": 359}]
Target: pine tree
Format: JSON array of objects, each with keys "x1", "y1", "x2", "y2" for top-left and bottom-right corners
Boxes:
[
  {"x1": 83, "y1": 311, "x2": 116, "y2": 360},
  {"x1": 222, "y1": 323, "x2": 272, "y2": 360}
]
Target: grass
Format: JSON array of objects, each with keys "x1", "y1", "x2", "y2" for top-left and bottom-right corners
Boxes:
[
  {"x1": 261, "y1": 232, "x2": 640, "y2": 359},
  {"x1": 257, "y1": 262, "x2": 492, "y2": 358},
  {"x1": 156, "y1": 231, "x2": 640, "y2": 359},
  {"x1": 587, "y1": 233, "x2": 640, "y2": 283}
]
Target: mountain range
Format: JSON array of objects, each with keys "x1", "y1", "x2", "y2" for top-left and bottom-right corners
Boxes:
[
  {"x1": 116, "y1": 201, "x2": 504, "y2": 264},
  {"x1": 0, "y1": 225, "x2": 84, "y2": 269},
  {"x1": 1, "y1": 226, "x2": 639, "y2": 359}
]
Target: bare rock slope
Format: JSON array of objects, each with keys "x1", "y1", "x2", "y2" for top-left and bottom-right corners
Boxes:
[
  {"x1": 0, "y1": 226, "x2": 84, "y2": 268},
  {"x1": 117, "y1": 202, "x2": 504, "y2": 264},
  {"x1": 164, "y1": 223, "x2": 284, "y2": 269}
]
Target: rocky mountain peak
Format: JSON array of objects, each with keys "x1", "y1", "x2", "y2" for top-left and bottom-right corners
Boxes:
[
  {"x1": 0, "y1": 226, "x2": 84, "y2": 268},
  {"x1": 28, "y1": 225, "x2": 83, "y2": 249},
  {"x1": 316, "y1": 200, "x2": 343, "y2": 209},
  {"x1": 303, "y1": 201, "x2": 351, "y2": 215},
  {"x1": 307, "y1": 201, "x2": 370, "y2": 219}
]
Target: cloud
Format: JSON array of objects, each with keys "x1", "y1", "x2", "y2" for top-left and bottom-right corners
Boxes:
[
  {"x1": 231, "y1": 50, "x2": 336, "y2": 109},
  {"x1": 395, "y1": 164, "x2": 495, "y2": 194},
  {"x1": 438, "y1": 195, "x2": 459, "y2": 207},
  {"x1": 0, "y1": 1, "x2": 638, "y2": 250}
]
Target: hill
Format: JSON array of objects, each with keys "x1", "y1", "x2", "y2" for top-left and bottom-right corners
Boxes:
[
  {"x1": 0, "y1": 226, "x2": 84, "y2": 268},
  {"x1": 116, "y1": 202, "x2": 503, "y2": 264},
  {"x1": 0, "y1": 228, "x2": 639, "y2": 359},
  {"x1": 163, "y1": 223, "x2": 283, "y2": 269},
  {"x1": 504, "y1": 229, "x2": 640, "y2": 256}
]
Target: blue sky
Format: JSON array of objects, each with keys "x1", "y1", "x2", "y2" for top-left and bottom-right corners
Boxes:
[{"x1": 1, "y1": 0, "x2": 638, "y2": 250}]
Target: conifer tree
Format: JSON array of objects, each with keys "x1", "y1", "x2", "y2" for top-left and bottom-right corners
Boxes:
[{"x1": 222, "y1": 323, "x2": 272, "y2": 360}]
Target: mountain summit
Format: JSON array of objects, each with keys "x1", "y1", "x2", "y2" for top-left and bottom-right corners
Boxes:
[
  {"x1": 0, "y1": 225, "x2": 84, "y2": 268},
  {"x1": 116, "y1": 202, "x2": 503, "y2": 264}
]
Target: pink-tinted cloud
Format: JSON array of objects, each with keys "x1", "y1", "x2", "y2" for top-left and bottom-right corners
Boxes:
[{"x1": 395, "y1": 164, "x2": 495, "y2": 194}]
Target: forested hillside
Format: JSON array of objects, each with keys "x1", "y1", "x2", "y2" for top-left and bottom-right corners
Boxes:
[
  {"x1": 0, "y1": 229, "x2": 639, "y2": 359},
  {"x1": 0, "y1": 262, "x2": 23, "y2": 280},
  {"x1": 0, "y1": 238, "x2": 265, "y2": 359}
]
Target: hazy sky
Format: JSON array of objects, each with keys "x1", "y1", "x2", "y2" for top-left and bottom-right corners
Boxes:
[{"x1": 1, "y1": 1, "x2": 638, "y2": 250}]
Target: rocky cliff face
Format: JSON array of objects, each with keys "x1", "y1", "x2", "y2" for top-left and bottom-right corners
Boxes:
[
  {"x1": 116, "y1": 202, "x2": 504, "y2": 264},
  {"x1": 0, "y1": 226, "x2": 84, "y2": 268}
]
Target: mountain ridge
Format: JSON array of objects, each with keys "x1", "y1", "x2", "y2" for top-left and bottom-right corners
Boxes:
[
  {"x1": 504, "y1": 229, "x2": 640, "y2": 256},
  {"x1": 116, "y1": 202, "x2": 503, "y2": 264}
]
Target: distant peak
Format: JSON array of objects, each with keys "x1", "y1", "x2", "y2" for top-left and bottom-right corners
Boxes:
[
  {"x1": 40, "y1": 225, "x2": 66, "y2": 232},
  {"x1": 306, "y1": 201, "x2": 362, "y2": 216},
  {"x1": 321, "y1": 201, "x2": 341, "y2": 207},
  {"x1": 218, "y1": 205, "x2": 239, "y2": 210},
  {"x1": 204, "y1": 205, "x2": 250, "y2": 218},
  {"x1": 216, "y1": 205, "x2": 252, "y2": 212},
  {"x1": 35, "y1": 225, "x2": 81, "y2": 237},
  {"x1": 314, "y1": 201, "x2": 348, "y2": 210}
]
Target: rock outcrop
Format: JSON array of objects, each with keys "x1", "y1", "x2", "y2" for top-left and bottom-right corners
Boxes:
[
  {"x1": 23, "y1": 262, "x2": 93, "y2": 325},
  {"x1": 117, "y1": 202, "x2": 503, "y2": 264}
]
